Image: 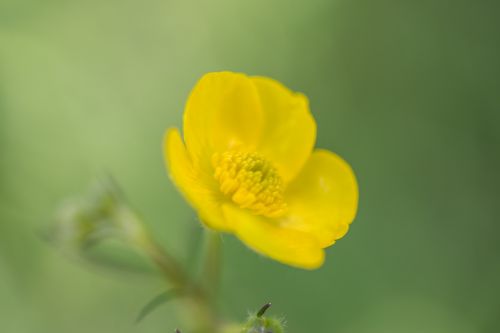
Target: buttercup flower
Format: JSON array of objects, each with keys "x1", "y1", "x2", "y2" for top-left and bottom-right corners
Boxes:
[{"x1": 164, "y1": 72, "x2": 358, "y2": 269}]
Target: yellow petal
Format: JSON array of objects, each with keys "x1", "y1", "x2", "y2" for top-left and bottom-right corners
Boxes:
[
  {"x1": 183, "y1": 72, "x2": 264, "y2": 169},
  {"x1": 163, "y1": 128, "x2": 232, "y2": 231},
  {"x1": 283, "y1": 149, "x2": 358, "y2": 247},
  {"x1": 222, "y1": 204, "x2": 325, "y2": 269},
  {"x1": 251, "y1": 76, "x2": 316, "y2": 183}
]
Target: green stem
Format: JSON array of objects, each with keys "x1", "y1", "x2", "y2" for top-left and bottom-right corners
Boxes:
[
  {"x1": 139, "y1": 237, "x2": 189, "y2": 290},
  {"x1": 135, "y1": 231, "x2": 220, "y2": 333},
  {"x1": 200, "y1": 229, "x2": 222, "y2": 299}
]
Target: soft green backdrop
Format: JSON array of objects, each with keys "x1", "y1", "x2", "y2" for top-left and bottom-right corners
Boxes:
[{"x1": 1, "y1": 0, "x2": 499, "y2": 332}]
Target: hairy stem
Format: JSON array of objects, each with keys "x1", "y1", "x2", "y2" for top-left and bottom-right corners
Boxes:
[{"x1": 137, "y1": 230, "x2": 220, "y2": 333}]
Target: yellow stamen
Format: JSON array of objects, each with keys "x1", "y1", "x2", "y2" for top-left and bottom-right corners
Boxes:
[{"x1": 213, "y1": 151, "x2": 287, "y2": 217}]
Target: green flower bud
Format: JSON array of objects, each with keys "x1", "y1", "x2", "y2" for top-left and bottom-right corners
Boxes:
[
  {"x1": 48, "y1": 177, "x2": 148, "y2": 252},
  {"x1": 241, "y1": 303, "x2": 285, "y2": 333}
]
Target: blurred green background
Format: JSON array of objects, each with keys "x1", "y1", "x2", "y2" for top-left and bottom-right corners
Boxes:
[{"x1": 1, "y1": 0, "x2": 499, "y2": 332}]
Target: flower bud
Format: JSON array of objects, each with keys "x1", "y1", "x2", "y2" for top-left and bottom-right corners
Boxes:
[
  {"x1": 49, "y1": 177, "x2": 148, "y2": 252},
  {"x1": 241, "y1": 304, "x2": 285, "y2": 333}
]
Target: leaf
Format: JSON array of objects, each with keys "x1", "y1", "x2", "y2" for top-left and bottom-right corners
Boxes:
[{"x1": 135, "y1": 290, "x2": 178, "y2": 324}]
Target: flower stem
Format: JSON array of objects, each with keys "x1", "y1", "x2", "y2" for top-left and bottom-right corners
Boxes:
[
  {"x1": 136, "y1": 230, "x2": 220, "y2": 332},
  {"x1": 138, "y1": 235, "x2": 189, "y2": 290},
  {"x1": 200, "y1": 229, "x2": 222, "y2": 299}
]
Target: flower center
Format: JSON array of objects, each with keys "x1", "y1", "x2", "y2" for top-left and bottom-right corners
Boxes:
[{"x1": 212, "y1": 151, "x2": 287, "y2": 217}]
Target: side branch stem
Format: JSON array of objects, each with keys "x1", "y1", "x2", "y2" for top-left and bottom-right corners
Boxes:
[{"x1": 136, "y1": 231, "x2": 219, "y2": 333}]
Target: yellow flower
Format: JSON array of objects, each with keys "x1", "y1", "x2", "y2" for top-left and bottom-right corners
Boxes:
[{"x1": 163, "y1": 72, "x2": 358, "y2": 269}]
